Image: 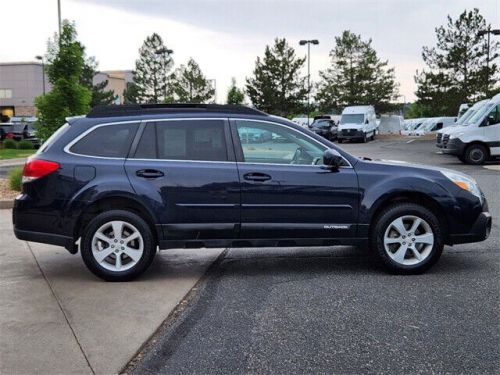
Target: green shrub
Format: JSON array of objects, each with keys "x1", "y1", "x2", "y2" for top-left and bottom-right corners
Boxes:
[
  {"x1": 8, "y1": 167, "x2": 23, "y2": 192},
  {"x1": 3, "y1": 139, "x2": 18, "y2": 149},
  {"x1": 18, "y1": 140, "x2": 33, "y2": 150}
]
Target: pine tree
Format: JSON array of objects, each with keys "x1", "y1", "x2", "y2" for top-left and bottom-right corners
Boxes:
[
  {"x1": 246, "y1": 38, "x2": 307, "y2": 116},
  {"x1": 170, "y1": 58, "x2": 215, "y2": 103},
  {"x1": 35, "y1": 21, "x2": 91, "y2": 140},
  {"x1": 226, "y1": 78, "x2": 245, "y2": 105},
  {"x1": 315, "y1": 31, "x2": 398, "y2": 113},
  {"x1": 415, "y1": 8, "x2": 499, "y2": 116},
  {"x1": 133, "y1": 33, "x2": 173, "y2": 103},
  {"x1": 79, "y1": 54, "x2": 115, "y2": 107}
]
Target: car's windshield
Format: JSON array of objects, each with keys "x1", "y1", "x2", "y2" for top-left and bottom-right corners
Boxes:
[
  {"x1": 311, "y1": 120, "x2": 331, "y2": 128},
  {"x1": 340, "y1": 114, "x2": 364, "y2": 124},
  {"x1": 455, "y1": 107, "x2": 475, "y2": 125},
  {"x1": 467, "y1": 103, "x2": 492, "y2": 126}
]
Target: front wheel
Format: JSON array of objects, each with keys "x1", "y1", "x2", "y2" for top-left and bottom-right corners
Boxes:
[
  {"x1": 464, "y1": 144, "x2": 488, "y2": 165},
  {"x1": 371, "y1": 203, "x2": 444, "y2": 274},
  {"x1": 81, "y1": 210, "x2": 156, "y2": 281}
]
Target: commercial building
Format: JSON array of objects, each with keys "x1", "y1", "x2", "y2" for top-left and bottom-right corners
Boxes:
[{"x1": 0, "y1": 62, "x2": 132, "y2": 118}]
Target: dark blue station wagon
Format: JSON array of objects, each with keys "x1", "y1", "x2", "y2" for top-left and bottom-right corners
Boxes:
[{"x1": 13, "y1": 104, "x2": 491, "y2": 281}]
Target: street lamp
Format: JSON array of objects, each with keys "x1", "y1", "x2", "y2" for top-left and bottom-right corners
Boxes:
[
  {"x1": 478, "y1": 26, "x2": 500, "y2": 94},
  {"x1": 299, "y1": 39, "x2": 319, "y2": 126},
  {"x1": 35, "y1": 55, "x2": 46, "y2": 95},
  {"x1": 154, "y1": 48, "x2": 174, "y2": 103}
]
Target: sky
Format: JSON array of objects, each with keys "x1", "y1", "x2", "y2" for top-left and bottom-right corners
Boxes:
[{"x1": 1, "y1": 0, "x2": 499, "y2": 103}]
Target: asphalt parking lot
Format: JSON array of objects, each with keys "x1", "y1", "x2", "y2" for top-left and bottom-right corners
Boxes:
[{"x1": 130, "y1": 139, "x2": 500, "y2": 375}]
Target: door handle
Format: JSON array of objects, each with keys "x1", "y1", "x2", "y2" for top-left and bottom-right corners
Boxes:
[
  {"x1": 243, "y1": 172, "x2": 271, "y2": 182},
  {"x1": 136, "y1": 169, "x2": 164, "y2": 179}
]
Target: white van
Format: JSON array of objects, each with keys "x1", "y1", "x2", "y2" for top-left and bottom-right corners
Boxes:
[
  {"x1": 436, "y1": 99, "x2": 489, "y2": 146},
  {"x1": 337, "y1": 105, "x2": 377, "y2": 143},
  {"x1": 439, "y1": 94, "x2": 500, "y2": 164},
  {"x1": 410, "y1": 116, "x2": 456, "y2": 136}
]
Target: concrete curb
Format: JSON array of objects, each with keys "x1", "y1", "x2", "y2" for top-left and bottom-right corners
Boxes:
[{"x1": 0, "y1": 200, "x2": 14, "y2": 209}]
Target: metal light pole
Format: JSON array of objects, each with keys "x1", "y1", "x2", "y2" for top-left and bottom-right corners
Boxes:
[
  {"x1": 155, "y1": 48, "x2": 174, "y2": 103},
  {"x1": 299, "y1": 39, "x2": 319, "y2": 126},
  {"x1": 35, "y1": 55, "x2": 46, "y2": 95},
  {"x1": 478, "y1": 26, "x2": 500, "y2": 94},
  {"x1": 57, "y1": 0, "x2": 62, "y2": 35}
]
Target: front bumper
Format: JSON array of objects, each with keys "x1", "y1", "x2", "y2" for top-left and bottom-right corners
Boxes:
[
  {"x1": 442, "y1": 137, "x2": 466, "y2": 156},
  {"x1": 338, "y1": 129, "x2": 364, "y2": 139},
  {"x1": 448, "y1": 211, "x2": 492, "y2": 244}
]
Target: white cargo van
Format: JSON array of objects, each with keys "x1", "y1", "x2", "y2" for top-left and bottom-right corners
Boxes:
[
  {"x1": 337, "y1": 105, "x2": 377, "y2": 143},
  {"x1": 410, "y1": 116, "x2": 456, "y2": 136},
  {"x1": 439, "y1": 94, "x2": 500, "y2": 164}
]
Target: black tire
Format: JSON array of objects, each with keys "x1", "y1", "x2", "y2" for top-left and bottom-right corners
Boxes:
[
  {"x1": 464, "y1": 144, "x2": 488, "y2": 165},
  {"x1": 337, "y1": 138, "x2": 343, "y2": 144},
  {"x1": 81, "y1": 210, "x2": 156, "y2": 281},
  {"x1": 370, "y1": 203, "x2": 444, "y2": 274},
  {"x1": 362, "y1": 133, "x2": 367, "y2": 143}
]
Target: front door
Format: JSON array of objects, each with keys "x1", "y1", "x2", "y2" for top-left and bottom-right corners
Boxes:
[
  {"x1": 231, "y1": 119, "x2": 360, "y2": 240},
  {"x1": 125, "y1": 118, "x2": 240, "y2": 241}
]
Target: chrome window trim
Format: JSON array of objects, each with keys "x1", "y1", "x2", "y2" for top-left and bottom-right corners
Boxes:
[
  {"x1": 64, "y1": 117, "x2": 352, "y2": 168},
  {"x1": 63, "y1": 120, "x2": 142, "y2": 160}
]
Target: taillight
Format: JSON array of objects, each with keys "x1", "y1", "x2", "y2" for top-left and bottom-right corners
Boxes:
[{"x1": 22, "y1": 159, "x2": 60, "y2": 183}]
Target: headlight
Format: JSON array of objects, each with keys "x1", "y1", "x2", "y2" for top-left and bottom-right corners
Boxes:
[
  {"x1": 441, "y1": 170, "x2": 482, "y2": 203},
  {"x1": 449, "y1": 132, "x2": 464, "y2": 139}
]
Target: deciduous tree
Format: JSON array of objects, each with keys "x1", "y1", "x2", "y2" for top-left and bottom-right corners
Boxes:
[{"x1": 35, "y1": 21, "x2": 91, "y2": 140}]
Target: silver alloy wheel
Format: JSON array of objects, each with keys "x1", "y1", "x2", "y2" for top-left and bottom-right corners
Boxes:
[
  {"x1": 91, "y1": 220, "x2": 144, "y2": 272},
  {"x1": 383, "y1": 215, "x2": 434, "y2": 266}
]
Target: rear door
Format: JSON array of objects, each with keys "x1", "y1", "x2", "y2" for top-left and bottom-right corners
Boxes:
[
  {"x1": 231, "y1": 119, "x2": 360, "y2": 240},
  {"x1": 125, "y1": 118, "x2": 240, "y2": 241}
]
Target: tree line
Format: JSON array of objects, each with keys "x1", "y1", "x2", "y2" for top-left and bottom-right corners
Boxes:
[{"x1": 35, "y1": 8, "x2": 498, "y2": 139}]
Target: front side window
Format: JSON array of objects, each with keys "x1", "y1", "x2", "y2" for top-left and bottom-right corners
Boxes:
[
  {"x1": 154, "y1": 119, "x2": 228, "y2": 161},
  {"x1": 486, "y1": 105, "x2": 500, "y2": 126},
  {"x1": 235, "y1": 120, "x2": 325, "y2": 165},
  {"x1": 70, "y1": 123, "x2": 138, "y2": 157}
]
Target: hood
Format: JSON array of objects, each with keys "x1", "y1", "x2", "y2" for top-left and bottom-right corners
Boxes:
[
  {"x1": 359, "y1": 157, "x2": 469, "y2": 177},
  {"x1": 338, "y1": 123, "x2": 364, "y2": 129}
]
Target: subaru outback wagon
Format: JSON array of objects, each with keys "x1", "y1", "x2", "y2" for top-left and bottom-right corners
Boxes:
[{"x1": 13, "y1": 104, "x2": 491, "y2": 281}]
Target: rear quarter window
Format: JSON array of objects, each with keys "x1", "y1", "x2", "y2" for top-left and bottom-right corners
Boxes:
[{"x1": 69, "y1": 123, "x2": 138, "y2": 158}]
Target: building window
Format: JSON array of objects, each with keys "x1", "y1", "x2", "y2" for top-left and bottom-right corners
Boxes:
[{"x1": 0, "y1": 89, "x2": 13, "y2": 99}]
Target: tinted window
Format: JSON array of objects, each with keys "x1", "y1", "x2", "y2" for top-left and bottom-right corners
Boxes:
[
  {"x1": 236, "y1": 120, "x2": 325, "y2": 165},
  {"x1": 340, "y1": 114, "x2": 364, "y2": 124},
  {"x1": 155, "y1": 119, "x2": 228, "y2": 161},
  {"x1": 70, "y1": 123, "x2": 138, "y2": 157},
  {"x1": 134, "y1": 123, "x2": 156, "y2": 159}
]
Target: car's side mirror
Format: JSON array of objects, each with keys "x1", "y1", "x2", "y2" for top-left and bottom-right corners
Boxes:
[
  {"x1": 365, "y1": 119, "x2": 369, "y2": 124},
  {"x1": 323, "y1": 149, "x2": 344, "y2": 170}
]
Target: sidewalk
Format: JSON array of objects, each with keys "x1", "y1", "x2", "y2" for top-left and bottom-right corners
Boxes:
[
  {"x1": 0, "y1": 157, "x2": 27, "y2": 167},
  {"x1": 0, "y1": 210, "x2": 222, "y2": 374}
]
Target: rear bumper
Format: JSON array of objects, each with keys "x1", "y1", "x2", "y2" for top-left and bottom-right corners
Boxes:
[
  {"x1": 14, "y1": 228, "x2": 74, "y2": 248},
  {"x1": 448, "y1": 211, "x2": 492, "y2": 244}
]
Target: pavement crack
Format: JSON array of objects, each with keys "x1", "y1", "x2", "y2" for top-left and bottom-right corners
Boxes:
[{"x1": 24, "y1": 241, "x2": 96, "y2": 375}]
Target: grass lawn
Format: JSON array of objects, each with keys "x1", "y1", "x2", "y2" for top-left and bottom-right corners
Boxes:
[{"x1": 0, "y1": 149, "x2": 34, "y2": 160}]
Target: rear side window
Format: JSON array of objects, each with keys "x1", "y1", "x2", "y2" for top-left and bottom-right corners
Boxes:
[
  {"x1": 37, "y1": 123, "x2": 71, "y2": 153},
  {"x1": 135, "y1": 119, "x2": 228, "y2": 161},
  {"x1": 70, "y1": 123, "x2": 138, "y2": 158}
]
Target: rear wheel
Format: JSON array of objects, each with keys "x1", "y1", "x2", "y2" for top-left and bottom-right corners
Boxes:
[
  {"x1": 371, "y1": 203, "x2": 444, "y2": 274},
  {"x1": 81, "y1": 210, "x2": 156, "y2": 281},
  {"x1": 464, "y1": 144, "x2": 488, "y2": 165}
]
